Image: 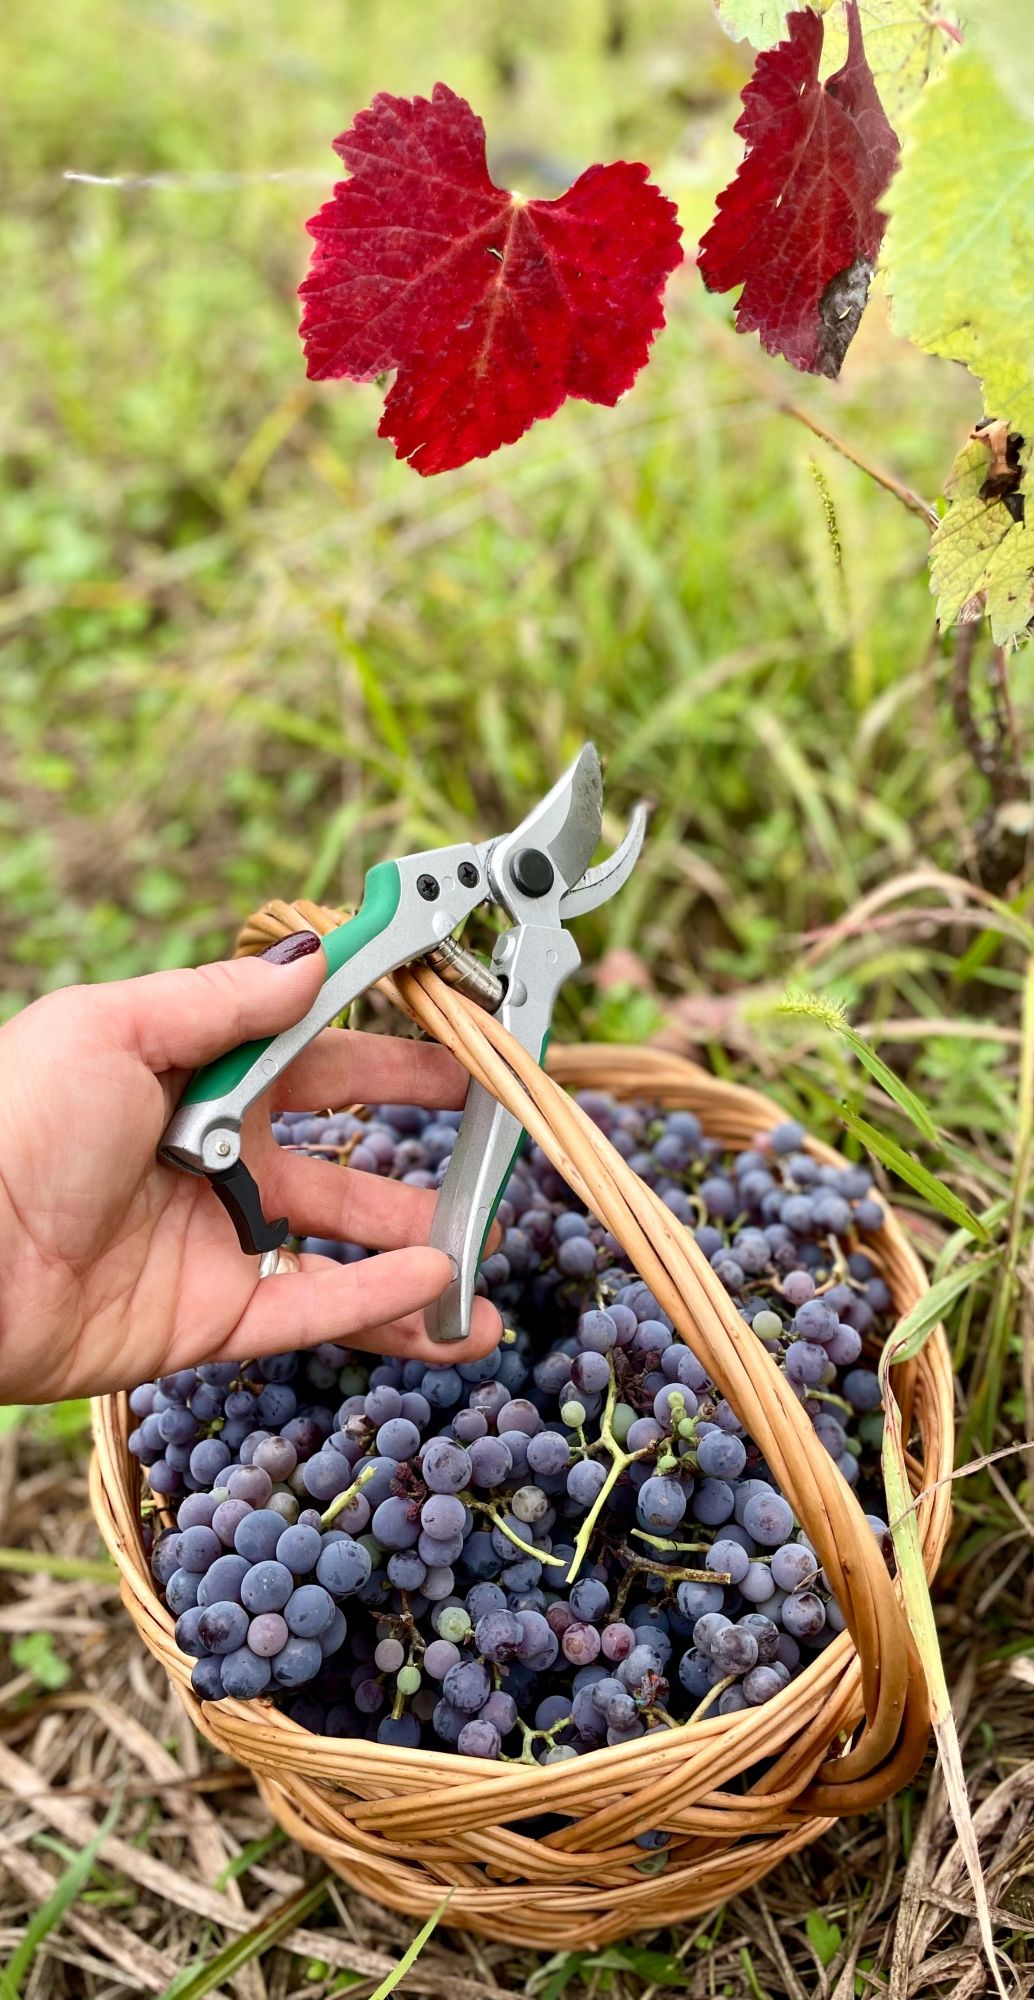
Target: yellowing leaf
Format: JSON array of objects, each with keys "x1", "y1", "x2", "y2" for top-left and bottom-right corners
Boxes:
[
  {"x1": 883, "y1": 48, "x2": 1034, "y2": 639},
  {"x1": 930, "y1": 441, "x2": 1033, "y2": 644},
  {"x1": 713, "y1": 2, "x2": 954, "y2": 119},
  {"x1": 883, "y1": 51, "x2": 1034, "y2": 429},
  {"x1": 712, "y1": 0, "x2": 815, "y2": 43},
  {"x1": 963, "y1": 0, "x2": 1034, "y2": 125},
  {"x1": 820, "y1": 1, "x2": 956, "y2": 123}
]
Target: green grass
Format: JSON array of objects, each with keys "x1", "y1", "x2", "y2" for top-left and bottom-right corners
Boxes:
[
  {"x1": 3, "y1": 0, "x2": 990, "y2": 1020},
  {"x1": 4, "y1": 1, "x2": 1034, "y2": 1994}
]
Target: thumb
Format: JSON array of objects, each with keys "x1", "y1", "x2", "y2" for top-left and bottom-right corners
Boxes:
[{"x1": 108, "y1": 933, "x2": 327, "y2": 1075}]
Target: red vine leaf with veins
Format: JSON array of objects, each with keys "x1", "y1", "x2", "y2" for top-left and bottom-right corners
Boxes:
[
  {"x1": 299, "y1": 83, "x2": 683, "y2": 475},
  {"x1": 697, "y1": 2, "x2": 899, "y2": 378}
]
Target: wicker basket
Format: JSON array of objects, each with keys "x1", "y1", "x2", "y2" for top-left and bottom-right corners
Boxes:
[{"x1": 91, "y1": 898, "x2": 955, "y2": 1950}]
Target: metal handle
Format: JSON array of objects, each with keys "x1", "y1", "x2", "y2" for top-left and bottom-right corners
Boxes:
[{"x1": 425, "y1": 923, "x2": 580, "y2": 1341}]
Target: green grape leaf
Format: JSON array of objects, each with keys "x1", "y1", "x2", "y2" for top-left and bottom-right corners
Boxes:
[
  {"x1": 883, "y1": 48, "x2": 1034, "y2": 640},
  {"x1": 963, "y1": 0, "x2": 1034, "y2": 125}
]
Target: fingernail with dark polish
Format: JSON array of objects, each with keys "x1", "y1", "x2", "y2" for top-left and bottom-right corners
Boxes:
[{"x1": 260, "y1": 931, "x2": 322, "y2": 965}]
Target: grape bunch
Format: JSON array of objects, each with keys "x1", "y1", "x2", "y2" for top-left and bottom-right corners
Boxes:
[{"x1": 129, "y1": 1091, "x2": 894, "y2": 1770}]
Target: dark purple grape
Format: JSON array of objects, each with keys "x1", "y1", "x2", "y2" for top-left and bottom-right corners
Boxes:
[
  {"x1": 457, "y1": 1718, "x2": 501, "y2": 1758},
  {"x1": 240, "y1": 1561, "x2": 294, "y2": 1613},
  {"x1": 220, "y1": 1647, "x2": 272, "y2": 1699},
  {"x1": 191, "y1": 1656, "x2": 224, "y2": 1701},
  {"x1": 421, "y1": 1441, "x2": 472, "y2": 1494},
  {"x1": 197, "y1": 1600, "x2": 249, "y2": 1655},
  {"x1": 272, "y1": 1638, "x2": 324, "y2": 1688},
  {"x1": 234, "y1": 1510, "x2": 286, "y2": 1564},
  {"x1": 285, "y1": 1584, "x2": 335, "y2": 1638},
  {"x1": 275, "y1": 1524, "x2": 322, "y2": 1576},
  {"x1": 316, "y1": 1537, "x2": 372, "y2": 1596}
]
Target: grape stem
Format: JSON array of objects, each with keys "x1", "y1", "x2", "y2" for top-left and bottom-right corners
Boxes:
[
  {"x1": 686, "y1": 1674, "x2": 737, "y2": 1724},
  {"x1": 644, "y1": 1703, "x2": 680, "y2": 1730},
  {"x1": 564, "y1": 1360, "x2": 641, "y2": 1586},
  {"x1": 812, "y1": 1389, "x2": 853, "y2": 1415},
  {"x1": 319, "y1": 1461, "x2": 377, "y2": 1531},
  {"x1": 504, "y1": 1712, "x2": 573, "y2": 1765},
  {"x1": 391, "y1": 1639, "x2": 420, "y2": 1721},
  {"x1": 612, "y1": 1548, "x2": 729, "y2": 1620},
  {"x1": 629, "y1": 1530, "x2": 709, "y2": 1555},
  {"x1": 467, "y1": 1499, "x2": 566, "y2": 1570}
]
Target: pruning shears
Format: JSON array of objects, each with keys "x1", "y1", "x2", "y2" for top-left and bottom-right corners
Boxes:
[{"x1": 159, "y1": 745, "x2": 646, "y2": 1342}]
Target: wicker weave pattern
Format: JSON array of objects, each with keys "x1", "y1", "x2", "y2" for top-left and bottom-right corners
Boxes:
[{"x1": 90, "y1": 898, "x2": 954, "y2": 1948}]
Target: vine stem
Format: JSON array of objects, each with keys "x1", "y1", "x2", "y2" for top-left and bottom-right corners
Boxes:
[{"x1": 696, "y1": 314, "x2": 938, "y2": 528}]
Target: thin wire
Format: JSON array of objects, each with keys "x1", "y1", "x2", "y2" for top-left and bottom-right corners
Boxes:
[{"x1": 63, "y1": 167, "x2": 328, "y2": 190}]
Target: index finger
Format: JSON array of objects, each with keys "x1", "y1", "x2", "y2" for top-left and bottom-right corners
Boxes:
[{"x1": 274, "y1": 1028, "x2": 471, "y2": 1115}]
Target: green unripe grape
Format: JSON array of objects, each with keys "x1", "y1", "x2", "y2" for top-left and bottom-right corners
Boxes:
[
  {"x1": 611, "y1": 1401, "x2": 636, "y2": 1445},
  {"x1": 358, "y1": 1533, "x2": 383, "y2": 1571},
  {"x1": 753, "y1": 1310, "x2": 782, "y2": 1340},
  {"x1": 561, "y1": 1399, "x2": 586, "y2": 1429},
  {"x1": 396, "y1": 1664, "x2": 421, "y2": 1696},
  {"x1": 338, "y1": 1366, "x2": 367, "y2": 1397},
  {"x1": 858, "y1": 1412, "x2": 884, "y2": 1448},
  {"x1": 438, "y1": 1606, "x2": 471, "y2": 1644}
]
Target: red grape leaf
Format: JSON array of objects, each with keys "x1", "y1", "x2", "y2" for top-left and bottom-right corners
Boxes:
[
  {"x1": 299, "y1": 83, "x2": 683, "y2": 475},
  {"x1": 697, "y1": 2, "x2": 899, "y2": 378}
]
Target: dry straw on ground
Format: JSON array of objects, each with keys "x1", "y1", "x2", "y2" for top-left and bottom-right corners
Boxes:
[{"x1": 90, "y1": 897, "x2": 954, "y2": 1950}]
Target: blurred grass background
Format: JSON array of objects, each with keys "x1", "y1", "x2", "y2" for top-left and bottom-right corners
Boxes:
[
  {"x1": 2, "y1": 0, "x2": 988, "y2": 1019},
  {"x1": 4, "y1": 2, "x2": 1034, "y2": 1996}
]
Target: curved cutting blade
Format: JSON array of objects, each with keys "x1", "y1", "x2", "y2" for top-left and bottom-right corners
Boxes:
[{"x1": 558, "y1": 800, "x2": 650, "y2": 920}]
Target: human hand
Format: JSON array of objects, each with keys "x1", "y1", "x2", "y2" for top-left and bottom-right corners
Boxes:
[{"x1": 0, "y1": 933, "x2": 502, "y2": 1401}]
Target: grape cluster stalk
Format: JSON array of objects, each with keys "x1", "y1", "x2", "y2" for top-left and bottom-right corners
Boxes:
[{"x1": 129, "y1": 1090, "x2": 895, "y2": 1812}]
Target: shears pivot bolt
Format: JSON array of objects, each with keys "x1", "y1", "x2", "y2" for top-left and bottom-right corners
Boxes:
[{"x1": 510, "y1": 848, "x2": 554, "y2": 897}]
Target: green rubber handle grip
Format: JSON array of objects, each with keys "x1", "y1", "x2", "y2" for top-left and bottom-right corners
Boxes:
[{"x1": 180, "y1": 861, "x2": 402, "y2": 1107}]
